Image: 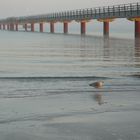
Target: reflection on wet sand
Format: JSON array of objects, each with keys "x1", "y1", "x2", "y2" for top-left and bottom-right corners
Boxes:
[
  {"x1": 89, "y1": 81, "x2": 105, "y2": 105},
  {"x1": 92, "y1": 93, "x2": 104, "y2": 105}
]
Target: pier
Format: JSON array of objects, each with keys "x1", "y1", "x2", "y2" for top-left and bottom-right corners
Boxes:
[{"x1": 0, "y1": 2, "x2": 140, "y2": 37}]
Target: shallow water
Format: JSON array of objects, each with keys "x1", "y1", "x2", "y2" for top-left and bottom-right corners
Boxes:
[{"x1": 0, "y1": 30, "x2": 140, "y2": 140}]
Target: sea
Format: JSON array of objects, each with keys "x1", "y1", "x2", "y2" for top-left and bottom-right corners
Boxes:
[{"x1": 0, "y1": 25, "x2": 140, "y2": 140}]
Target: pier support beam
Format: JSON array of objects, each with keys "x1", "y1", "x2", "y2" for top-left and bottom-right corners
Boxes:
[
  {"x1": 10, "y1": 24, "x2": 14, "y2": 31},
  {"x1": 8, "y1": 24, "x2": 10, "y2": 30},
  {"x1": 135, "y1": 21, "x2": 140, "y2": 38},
  {"x1": 31, "y1": 23, "x2": 34, "y2": 32},
  {"x1": 98, "y1": 18, "x2": 114, "y2": 37},
  {"x1": 7, "y1": 24, "x2": 9, "y2": 30},
  {"x1": 63, "y1": 22, "x2": 68, "y2": 34},
  {"x1": 24, "y1": 24, "x2": 27, "y2": 31},
  {"x1": 103, "y1": 22, "x2": 109, "y2": 36},
  {"x1": 15, "y1": 24, "x2": 18, "y2": 31},
  {"x1": 80, "y1": 21, "x2": 86, "y2": 35},
  {"x1": 3, "y1": 24, "x2": 5, "y2": 30},
  {"x1": 128, "y1": 18, "x2": 140, "y2": 38},
  {"x1": 50, "y1": 22, "x2": 54, "y2": 33},
  {"x1": 9, "y1": 24, "x2": 11, "y2": 30},
  {"x1": 39, "y1": 23, "x2": 43, "y2": 32}
]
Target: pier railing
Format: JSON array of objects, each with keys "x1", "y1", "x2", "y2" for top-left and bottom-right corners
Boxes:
[
  {"x1": 0, "y1": 2, "x2": 140, "y2": 24},
  {"x1": 46, "y1": 2, "x2": 140, "y2": 21}
]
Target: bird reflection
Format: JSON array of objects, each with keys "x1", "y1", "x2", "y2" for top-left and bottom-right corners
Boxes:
[{"x1": 93, "y1": 93, "x2": 104, "y2": 105}]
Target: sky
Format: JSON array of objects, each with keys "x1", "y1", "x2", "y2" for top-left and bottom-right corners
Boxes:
[{"x1": 0, "y1": 0, "x2": 139, "y2": 18}]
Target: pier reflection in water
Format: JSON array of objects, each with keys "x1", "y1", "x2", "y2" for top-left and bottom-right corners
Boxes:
[{"x1": 135, "y1": 38, "x2": 140, "y2": 60}]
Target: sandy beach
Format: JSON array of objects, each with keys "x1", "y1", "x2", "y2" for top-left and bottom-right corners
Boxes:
[{"x1": 0, "y1": 77, "x2": 140, "y2": 140}]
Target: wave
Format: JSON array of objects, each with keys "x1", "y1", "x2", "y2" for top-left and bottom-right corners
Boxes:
[
  {"x1": 0, "y1": 76, "x2": 109, "y2": 81},
  {"x1": 124, "y1": 74, "x2": 140, "y2": 78}
]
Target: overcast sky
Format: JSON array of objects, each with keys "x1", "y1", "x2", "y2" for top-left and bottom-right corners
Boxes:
[{"x1": 0, "y1": 0, "x2": 139, "y2": 18}]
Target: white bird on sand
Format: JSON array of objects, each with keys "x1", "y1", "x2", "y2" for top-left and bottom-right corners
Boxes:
[{"x1": 89, "y1": 81, "x2": 104, "y2": 88}]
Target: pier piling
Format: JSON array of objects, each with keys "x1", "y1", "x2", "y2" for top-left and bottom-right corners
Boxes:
[
  {"x1": 135, "y1": 21, "x2": 140, "y2": 38},
  {"x1": 103, "y1": 22, "x2": 109, "y2": 36},
  {"x1": 81, "y1": 21, "x2": 86, "y2": 35},
  {"x1": 39, "y1": 23, "x2": 43, "y2": 32},
  {"x1": 31, "y1": 23, "x2": 34, "y2": 32},
  {"x1": 50, "y1": 22, "x2": 54, "y2": 33},
  {"x1": 63, "y1": 22, "x2": 68, "y2": 34}
]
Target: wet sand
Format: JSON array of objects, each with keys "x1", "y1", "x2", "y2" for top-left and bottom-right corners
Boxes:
[
  {"x1": 0, "y1": 77, "x2": 140, "y2": 140},
  {"x1": 1, "y1": 111, "x2": 140, "y2": 140}
]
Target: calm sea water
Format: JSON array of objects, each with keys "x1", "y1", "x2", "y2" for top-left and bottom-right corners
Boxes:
[
  {"x1": 0, "y1": 30, "x2": 139, "y2": 77},
  {"x1": 0, "y1": 30, "x2": 140, "y2": 139}
]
